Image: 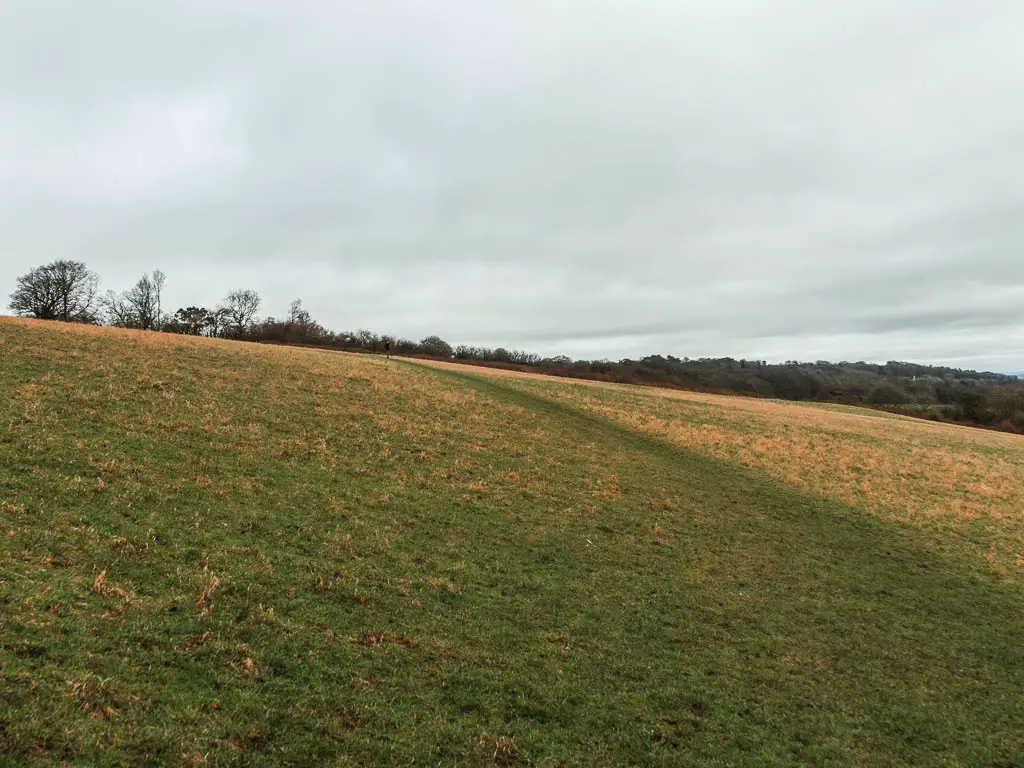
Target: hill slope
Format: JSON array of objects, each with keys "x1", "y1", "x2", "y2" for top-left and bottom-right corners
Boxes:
[
  {"x1": 416, "y1": 357, "x2": 1024, "y2": 579},
  {"x1": 1, "y1": 318, "x2": 1022, "y2": 766}
]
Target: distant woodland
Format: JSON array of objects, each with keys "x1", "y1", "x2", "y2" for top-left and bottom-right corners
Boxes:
[{"x1": 9, "y1": 260, "x2": 1024, "y2": 433}]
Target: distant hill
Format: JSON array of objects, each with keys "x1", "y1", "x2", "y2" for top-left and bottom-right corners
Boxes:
[{"x1": 2, "y1": 316, "x2": 1023, "y2": 764}]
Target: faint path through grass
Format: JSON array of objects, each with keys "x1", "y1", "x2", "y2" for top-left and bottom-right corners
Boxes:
[
  {"x1": 1, "y1": 320, "x2": 1022, "y2": 766},
  {"x1": 412, "y1": 357, "x2": 1024, "y2": 581}
]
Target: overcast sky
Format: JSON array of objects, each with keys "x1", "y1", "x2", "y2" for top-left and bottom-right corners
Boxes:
[{"x1": 2, "y1": 1, "x2": 1023, "y2": 370}]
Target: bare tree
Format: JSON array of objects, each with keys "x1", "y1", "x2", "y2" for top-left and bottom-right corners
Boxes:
[
  {"x1": 173, "y1": 306, "x2": 212, "y2": 336},
  {"x1": 223, "y1": 289, "x2": 261, "y2": 335},
  {"x1": 153, "y1": 269, "x2": 166, "y2": 327},
  {"x1": 355, "y1": 329, "x2": 379, "y2": 349},
  {"x1": 207, "y1": 307, "x2": 231, "y2": 338},
  {"x1": 420, "y1": 335, "x2": 454, "y2": 357},
  {"x1": 288, "y1": 298, "x2": 312, "y2": 327},
  {"x1": 102, "y1": 289, "x2": 133, "y2": 328},
  {"x1": 8, "y1": 260, "x2": 100, "y2": 323},
  {"x1": 104, "y1": 271, "x2": 165, "y2": 330}
]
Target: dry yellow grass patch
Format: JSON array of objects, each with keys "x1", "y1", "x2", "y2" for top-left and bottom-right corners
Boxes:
[
  {"x1": 6, "y1": 318, "x2": 1019, "y2": 571},
  {"x1": 0, "y1": 317, "x2": 549, "y2": 509},
  {"x1": 411, "y1": 357, "x2": 1024, "y2": 567}
]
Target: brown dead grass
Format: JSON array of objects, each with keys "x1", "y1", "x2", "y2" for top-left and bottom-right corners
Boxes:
[
  {"x1": 4, "y1": 318, "x2": 1019, "y2": 572},
  {"x1": 5, "y1": 318, "x2": 1022, "y2": 761},
  {"x1": 0, "y1": 317, "x2": 560, "y2": 535},
  {"x1": 91, "y1": 569, "x2": 129, "y2": 601},
  {"x1": 411, "y1": 357, "x2": 1024, "y2": 569}
]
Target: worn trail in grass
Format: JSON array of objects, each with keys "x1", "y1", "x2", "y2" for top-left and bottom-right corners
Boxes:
[
  {"x1": 416, "y1": 357, "x2": 1024, "y2": 580},
  {"x1": 1, "y1": 319, "x2": 1022, "y2": 766}
]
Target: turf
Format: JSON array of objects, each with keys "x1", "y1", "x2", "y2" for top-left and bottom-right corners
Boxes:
[{"x1": 1, "y1": 319, "x2": 1022, "y2": 766}]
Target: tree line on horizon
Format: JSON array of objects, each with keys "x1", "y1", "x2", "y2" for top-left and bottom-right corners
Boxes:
[{"x1": 8, "y1": 259, "x2": 1024, "y2": 433}]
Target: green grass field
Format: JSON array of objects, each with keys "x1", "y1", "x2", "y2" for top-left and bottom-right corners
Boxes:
[{"x1": 1, "y1": 319, "x2": 1022, "y2": 766}]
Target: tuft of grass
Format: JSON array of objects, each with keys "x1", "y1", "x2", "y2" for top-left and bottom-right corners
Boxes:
[
  {"x1": 1, "y1": 318, "x2": 1022, "y2": 766},
  {"x1": 90, "y1": 570, "x2": 129, "y2": 601}
]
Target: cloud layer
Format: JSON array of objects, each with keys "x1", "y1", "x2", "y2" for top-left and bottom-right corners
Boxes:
[{"x1": 2, "y1": 1, "x2": 1022, "y2": 369}]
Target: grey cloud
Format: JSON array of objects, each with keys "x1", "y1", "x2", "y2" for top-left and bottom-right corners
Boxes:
[{"x1": 1, "y1": 0, "x2": 1023, "y2": 371}]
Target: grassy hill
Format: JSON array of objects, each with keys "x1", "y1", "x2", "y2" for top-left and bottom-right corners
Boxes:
[{"x1": 1, "y1": 318, "x2": 1022, "y2": 766}]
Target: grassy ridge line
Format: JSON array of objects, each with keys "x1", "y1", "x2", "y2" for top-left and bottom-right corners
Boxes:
[
  {"x1": 407, "y1": 356, "x2": 930, "y2": 425},
  {"x1": 0, "y1": 321, "x2": 1022, "y2": 765}
]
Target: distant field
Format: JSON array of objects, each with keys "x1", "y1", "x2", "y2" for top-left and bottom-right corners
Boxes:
[
  {"x1": 414, "y1": 358, "x2": 1024, "y2": 580},
  {"x1": 1, "y1": 318, "x2": 1022, "y2": 766}
]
